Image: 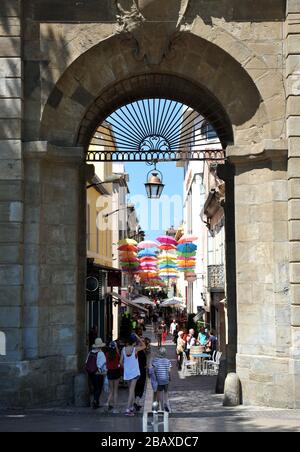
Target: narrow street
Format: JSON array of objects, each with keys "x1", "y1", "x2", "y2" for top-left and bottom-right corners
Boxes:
[{"x1": 1, "y1": 330, "x2": 300, "y2": 433}]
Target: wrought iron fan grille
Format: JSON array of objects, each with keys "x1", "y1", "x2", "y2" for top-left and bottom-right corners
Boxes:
[{"x1": 87, "y1": 98, "x2": 226, "y2": 163}]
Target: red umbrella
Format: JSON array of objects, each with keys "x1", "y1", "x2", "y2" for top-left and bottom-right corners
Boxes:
[{"x1": 156, "y1": 235, "x2": 177, "y2": 246}]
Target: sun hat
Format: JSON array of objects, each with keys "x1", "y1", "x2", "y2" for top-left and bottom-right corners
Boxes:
[
  {"x1": 157, "y1": 347, "x2": 167, "y2": 358},
  {"x1": 92, "y1": 338, "x2": 106, "y2": 349}
]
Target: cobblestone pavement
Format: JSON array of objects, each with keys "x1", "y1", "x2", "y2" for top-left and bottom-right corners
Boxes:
[{"x1": 1, "y1": 329, "x2": 300, "y2": 432}]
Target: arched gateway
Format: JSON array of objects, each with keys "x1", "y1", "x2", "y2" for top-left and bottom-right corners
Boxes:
[{"x1": 1, "y1": 0, "x2": 299, "y2": 409}]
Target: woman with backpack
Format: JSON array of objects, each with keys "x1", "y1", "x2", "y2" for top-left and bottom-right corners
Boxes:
[
  {"x1": 120, "y1": 333, "x2": 146, "y2": 417},
  {"x1": 85, "y1": 338, "x2": 107, "y2": 409},
  {"x1": 105, "y1": 341, "x2": 122, "y2": 413}
]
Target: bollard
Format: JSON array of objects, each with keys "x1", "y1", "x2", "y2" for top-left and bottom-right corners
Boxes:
[{"x1": 143, "y1": 402, "x2": 169, "y2": 432}]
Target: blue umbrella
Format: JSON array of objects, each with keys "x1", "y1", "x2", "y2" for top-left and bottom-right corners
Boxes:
[
  {"x1": 158, "y1": 263, "x2": 177, "y2": 270},
  {"x1": 177, "y1": 243, "x2": 197, "y2": 253},
  {"x1": 138, "y1": 249, "x2": 158, "y2": 258}
]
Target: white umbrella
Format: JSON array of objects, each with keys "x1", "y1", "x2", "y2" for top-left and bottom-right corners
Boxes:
[
  {"x1": 132, "y1": 296, "x2": 156, "y2": 307},
  {"x1": 160, "y1": 297, "x2": 185, "y2": 307}
]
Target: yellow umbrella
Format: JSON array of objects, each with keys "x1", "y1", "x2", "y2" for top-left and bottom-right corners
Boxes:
[{"x1": 118, "y1": 238, "x2": 138, "y2": 246}]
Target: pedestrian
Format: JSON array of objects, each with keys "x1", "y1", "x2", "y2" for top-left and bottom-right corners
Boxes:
[
  {"x1": 134, "y1": 342, "x2": 148, "y2": 412},
  {"x1": 161, "y1": 321, "x2": 168, "y2": 345},
  {"x1": 198, "y1": 327, "x2": 208, "y2": 347},
  {"x1": 169, "y1": 319, "x2": 178, "y2": 336},
  {"x1": 85, "y1": 338, "x2": 107, "y2": 409},
  {"x1": 206, "y1": 330, "x2": 218, "y2": 357},
  {"x1": 152, "y1": 312, "x2": 158, "y2": 334},
  {"x1": 156, "y1": 322, "x2": 163, "y2": 347},
  {"x1": 152, "y1": 348, "x2": 172, "y2": 412},
  {"x1": 176, "y1": 331, "x2": 186, "y2": 371},
  {"x1": 185, "y1": 329, "x2": 196, "y2": 360},
  {"x1": 120, "y1": 333, "x2": 146, "y2": 417},
  {"x1": 105, "y1": 341, "x2": 122, "y2": 413}
]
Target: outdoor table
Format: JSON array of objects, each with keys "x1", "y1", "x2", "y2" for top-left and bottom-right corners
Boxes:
[{"x1": 192, "y1": 353, "x2": 211, "y2": 375}]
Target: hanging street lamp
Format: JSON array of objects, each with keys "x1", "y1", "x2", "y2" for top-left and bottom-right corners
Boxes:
[{"x1": 145, "y1": 163, "x2": 165, "y2": 199}]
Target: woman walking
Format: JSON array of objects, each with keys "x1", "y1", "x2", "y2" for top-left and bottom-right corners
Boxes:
[
  {"x1": 176, "y1": 331, "x2": 186, "y2": 371},
  {"x1": 161, "y1": 321, "x2": 168, "y2": 345},
  {"x1": 85, "y1": 338, "x2": 107, "y2": 410},
  {"x1": 120, "y1": 333, "x2": 146, "y2": 417},
  {"x1": 106, "y1": 341, "x2": 122, "y2": 413}
]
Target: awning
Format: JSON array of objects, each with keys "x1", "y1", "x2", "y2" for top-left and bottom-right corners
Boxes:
[
  {"x1": 112, "y1": 293, "x2": 148, "y2": 313},
  {"x1": 131, "y1": 296, "x2": 156, "y2": 307}
]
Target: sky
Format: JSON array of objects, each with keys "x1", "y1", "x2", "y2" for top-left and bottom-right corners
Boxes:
[{"x1": 125, "y1": 162, "x2": 184, "y2": 241}]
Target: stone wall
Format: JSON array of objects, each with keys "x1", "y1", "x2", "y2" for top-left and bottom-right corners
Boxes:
[
  {"x1": 286, "y1": 0, "x2": 300, "y2": 409},
  {"x1": 0, "y1": 0, "x2": 24, "y2": 405}
]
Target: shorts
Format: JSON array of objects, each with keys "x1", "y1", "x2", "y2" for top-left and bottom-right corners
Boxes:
[
  {"x1": 157, "y1": 384, "x2": 169, "y2": 392},
  {"x1": 107, "y1": 369, "x2": 122, "y2": 381}
]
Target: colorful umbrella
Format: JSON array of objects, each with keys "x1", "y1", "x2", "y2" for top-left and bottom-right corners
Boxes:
[
  {"x1": 177, "y1": 251, "x2": 197, "y2": 258},
  {"x1": 118, "y1": 238, "x2": 138, "y2": 246},
  {"x1": 137, "y1": 240, "x2": 159, "y2": 249},
  {"x1": 178, "y1": 235, "x2": 198, "y2": 244},
  {"x1": 138, "y1": 249, "x2": 157, "y2": 258},
  {"x1": 118, "y1": 244, "x2": 138, "y2": 252},
  {"x1": 159, "y1": 244, "x2": 176, "y2": 251},
  {"x1": 156, "y1": 235, "x2": 178, "y2": 246},
  {"x1": 177, "y1": 243, "x2": 197, "y2": 253}
]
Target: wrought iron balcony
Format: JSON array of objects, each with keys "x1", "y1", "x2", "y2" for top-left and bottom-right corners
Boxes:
[{"x1": 208, "y1": 265, "x2": 225, "y2": 291}]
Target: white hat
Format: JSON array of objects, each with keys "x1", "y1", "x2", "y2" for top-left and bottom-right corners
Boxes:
[{"x1": 92, "y1": 338, "x2": 106, "y2": 349}]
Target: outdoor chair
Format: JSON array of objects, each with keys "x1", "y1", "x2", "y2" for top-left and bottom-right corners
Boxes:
[
  {"x1": 203, "y1": 351, "x2": 217, "y2": 375},
  {"x1": 204, "y1": 351, "x2": 222, "y2": 376},
  {"x1": 182, "y1": 352, "x2": 198, "y2": 377}
]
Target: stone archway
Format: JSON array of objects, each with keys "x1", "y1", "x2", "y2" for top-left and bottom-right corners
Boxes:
[
  {"x1": 0, "y1": 3, "x2": 293, "y2": 408},
  {"x1": 35, "y1": 31, "x2": 290, "y2": 409}
]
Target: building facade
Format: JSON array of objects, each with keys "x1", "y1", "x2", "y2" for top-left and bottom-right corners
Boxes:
[{"x1": 0, "y1": 0, "x2": 299, "y2": 409}]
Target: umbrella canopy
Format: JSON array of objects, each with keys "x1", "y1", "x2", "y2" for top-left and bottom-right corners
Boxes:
[
  {"x1": 177, "y1": 243, "x2": 197, "y2": 253},
  {"x1": 178, "y1": 235, "x2": 198, "y2": 244},
  {"x1": 118, "y1": 238, "x2": 138, "y2": 246},
  {"x1": 138, "y1": 249, "x2": 157, "y2": 258},
  {"x1": 137, "y1": 240, "x2": 159, "y2": 249},
  {"x1": 159, "y1": 263, "x2": 177, "y2": 270},
  {"x1": 132, "y1": 296, "x2": 156, "y2": 306},
  {"x1": 118, "y1": 244, "x2": 138, "y2": 252},
  {"x1": 156, "y1": 235, "x2": 178, "y2": 246},
  {"x1": 140, "y1": 257, "x2": 158, "y2": 263},
  {"x1": 159, "y1": 244, "x2": 176, "y2": 251},
  {"x1": 177, "y1": 251, "x2": 197, "y2": 258},
  {"x1": 160, "y1": 297, "x2": 185, "y2": 307}
]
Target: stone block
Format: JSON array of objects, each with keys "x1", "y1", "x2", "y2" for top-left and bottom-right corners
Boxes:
[
  {"x1": 289, "y1": 219, "x2": 300, "y2": 240},
  {"x1": 287, "y1": 34, "x2": 300, "y2": 55},
  {"x1": 287, "y1": 96, "x2": 300, "y2": 118},
  {"x1": 0, "y1": 159, "x2": 22, "y2": 179},
  {"x1": 273, "y1": 180, "x2": 288, "y2": 201},
  {"x1": 287, "y1": 75, "x2": 300, "y2": 97},
  {"x1": 0, "y1": 201, "x2": 23, "y2": 222},
  {"x1": 0, "y1": 140, "x2": 21, "y2": 159},
  {"x1": 291, "y1": 263, "x2": 300, "y2": 283},
  {"x1": 0, "y1": 223, "x2": 22, "y2": 244},
  {"x1": 291, "y1": 326, "x2": 300, "y2": 348},
  {"x1": 0, "y1": 98, "x2": 21, "y2": 118},
  {"x1": 289, "y1": 157, "x2": 300, "y2": 178},
  {"x1": 0, "y1": 119, "x2": 21, "y2": 139},
  {"x1": 0, "y1": 307, "x2": 21, "y2": 327},
  {"x1": 289, "y1": 199, "x2": 300, "y2": 219},
  {"x1": 0, "y1": 1, "x2": 20, "y2": 17},
  {"x1": 287, "y1": 55, "x2": 300, "y2": 77},
  {"x1": 0, "y1": 17, "x2": 20, "y2": 37},
  {"x1": 289, "y1": 137, "x2": 300, "y2": 158},
  {"x1": 0, "y1": 58, "x2": 21, "y2": 77},
  {"x1": 287, "y1": 116, "x2": 300, "y2": 137},
  {"x1": 0, "y1": 77, "x2": 22, "y2": 98},
  {"x1": 0, "y1": 285, "x2": 22, "y2": 306},
  {"x1": 287, "y1": 0, "x2": 300, "y2": 14},
  {"x1": 0, "y1": 244, "x2": 22, "y2": 264},
  {"x1": 0, "y1": 37, "x2": 20, "y2": 56},
  {"x1": 292, "y1": 305, "x2": 300, "y2": 326},
  {"x1": 0, "y1": 264, "x2": 23, "y2": 285},
  {"x1": 290, "y1": 283, "x2": 300, "y2": 304}
]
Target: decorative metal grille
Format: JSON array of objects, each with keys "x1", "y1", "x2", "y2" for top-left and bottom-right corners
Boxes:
[
  {"x1": 87, "y1": 98, "x2": 226, "y2": 163},
  {"x1": 208, "y1": 265, "x2": 225, "y2": 291}
]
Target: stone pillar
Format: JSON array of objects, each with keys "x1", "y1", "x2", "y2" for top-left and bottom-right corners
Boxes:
[
  {"x1": 229, "y1": 142, "x2": 290, "y2": 408},
  {"x1": 286, "y1": 0, "x2": 300, "y2": 408},
  {"x1": 0, "y1": 1, "x2": 24, "y2": 407}
]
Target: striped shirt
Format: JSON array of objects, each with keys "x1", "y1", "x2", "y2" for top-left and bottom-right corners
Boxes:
[{"x1": 152, "y1": 358, "x2": 172, "y2": 385}]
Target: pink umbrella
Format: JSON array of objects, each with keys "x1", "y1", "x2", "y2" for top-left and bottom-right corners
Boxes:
[
  {"x1": 138, "y1": 240, "x2": 159, "y2": 249},
  {"x1": 178, "y1": 235, "x2": 198, "y2": 244},
  {"x1": 156, "y1": 235, "x2": 178, "y2": 246}
]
